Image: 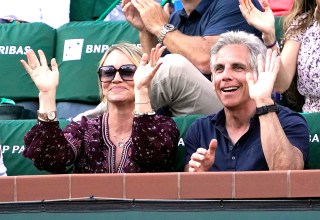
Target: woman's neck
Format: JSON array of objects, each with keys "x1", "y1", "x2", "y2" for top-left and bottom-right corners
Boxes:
[{"x1": 107, "y1": 103, "x2": 134, "y2": 133}]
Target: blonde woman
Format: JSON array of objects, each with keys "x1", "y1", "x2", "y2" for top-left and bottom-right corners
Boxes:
[{"x1": 21, "y1": 43, "x2": 179, "y2": 173}]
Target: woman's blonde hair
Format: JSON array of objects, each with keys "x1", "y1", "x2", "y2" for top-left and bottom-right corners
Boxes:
[
  {"x1": 97, "y1": 43, "x2": 143, "y2": 101},
  {"x1": 283, "y1": 0, "x2": 316, "y2": 38}
]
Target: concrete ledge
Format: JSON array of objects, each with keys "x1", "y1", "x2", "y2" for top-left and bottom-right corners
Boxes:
[{"x1": 1, "y1": 170, "x2": 320, "y2": 202}]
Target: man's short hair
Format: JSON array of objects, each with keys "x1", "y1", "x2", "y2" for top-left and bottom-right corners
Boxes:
[{"x1": 210, "y1": 31, "x2": 267, "y2": 73}]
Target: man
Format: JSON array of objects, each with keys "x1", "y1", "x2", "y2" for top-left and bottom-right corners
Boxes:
[
  {"x1": 185, "y1": 31, "x2": 309, "y2": 172},
  {"x1": 121, "y1": 0, "x2": 262, "y2": 116}
]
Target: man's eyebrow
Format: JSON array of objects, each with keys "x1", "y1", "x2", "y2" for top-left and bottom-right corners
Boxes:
[
  {"x1": 232, "y1": 62, "x2": 247, "y2": 68},
  {"x1": 213, "y1": 64, "x2": 224, "y2": 70}
]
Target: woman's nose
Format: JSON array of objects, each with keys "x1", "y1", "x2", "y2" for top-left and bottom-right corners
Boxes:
[{"x1": 112, "y1": 71, "x2": 123, "y2": 81}]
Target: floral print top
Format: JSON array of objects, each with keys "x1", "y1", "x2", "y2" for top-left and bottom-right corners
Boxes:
[
  {"x1": 285, "y1": 13, "x2": 320, "y2": 112},
  {"x1": 23, "y1": 114, "x2": 179, "y2": 173}
]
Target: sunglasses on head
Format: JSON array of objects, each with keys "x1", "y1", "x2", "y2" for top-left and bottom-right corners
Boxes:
[{"x1": 97, "y1": 64, "x2": 136, "y2": 82}]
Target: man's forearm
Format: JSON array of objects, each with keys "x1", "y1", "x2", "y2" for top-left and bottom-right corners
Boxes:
[
  {"x1": 259, "y1": 112, "x2": 304, "y2": 170},
  {"x1": 162, "y1": 30, "x2": 219, "y2": 74}
]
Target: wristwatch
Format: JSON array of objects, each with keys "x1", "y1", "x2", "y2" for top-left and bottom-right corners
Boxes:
[
  {"x1": 158, "y1": 24, "x2": 176, "y2": 44},
  {"x1": 37, "y1": 110, "x2": 57, "y2": 122},
  {"x1": 255, "y1": 104, "x2": 278, "y2": 116}
]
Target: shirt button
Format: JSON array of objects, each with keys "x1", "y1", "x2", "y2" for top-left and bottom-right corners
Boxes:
[{"x1": 231, "y1": 156, "x2": 236, "y2": 160}]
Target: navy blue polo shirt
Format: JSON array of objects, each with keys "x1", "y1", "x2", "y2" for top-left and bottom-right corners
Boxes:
[
  {"x1": 169, "y1": 0, "x2": 262, "y2": 39},
  {"x1": 184, "y1": 105, "x2": 309, "y2": 171}
]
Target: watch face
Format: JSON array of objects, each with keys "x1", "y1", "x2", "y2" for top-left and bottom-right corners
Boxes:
[
  {"x1": 47, "y1": 111, "x2": 56, "y2": 120},
  {"x1": 165, "y1": 24, "x2": 175, "y2": 31}
]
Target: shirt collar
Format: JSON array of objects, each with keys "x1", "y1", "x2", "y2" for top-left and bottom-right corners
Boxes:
[
  {"x1": 210, "y1": 108, "x2": 259, "y2": 132},
  {"x1": 210, "y1": 109, "x2": 226, "y2": 130},
  {"x1": 178, "y1": 0, "x2": 212, "y2": 19}
]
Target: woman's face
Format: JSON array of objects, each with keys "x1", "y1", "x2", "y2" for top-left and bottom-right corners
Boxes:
[{"x1": 99, "y1": 49, "x2": 136, "y2": 104}]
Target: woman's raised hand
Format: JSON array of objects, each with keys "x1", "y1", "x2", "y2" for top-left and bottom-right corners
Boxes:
[
  {"x1": 134, "y1": 44, "x2": 166, "y2": 90},
  {"x1": 20, "y1": 49, "x2": 59, "y2": 93},
  {"x1": 239, "y1": 0, "x2": 275, "y2": 36}
]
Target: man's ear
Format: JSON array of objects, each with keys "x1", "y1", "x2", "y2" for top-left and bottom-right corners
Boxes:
[
  {"x1": 253, "y1": 71, "x2": 258, "y2": 82},
  {"x1": 211, "y1": 74, "x2": 216, "y2": 91}
]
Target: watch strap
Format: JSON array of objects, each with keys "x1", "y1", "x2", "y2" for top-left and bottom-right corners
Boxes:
[
  {"x1": 158, "y1": 24, "x2": 176, "y2": 44},
  {"x1": 255, "y1": 104, "x2": 278, "y2": 116}
]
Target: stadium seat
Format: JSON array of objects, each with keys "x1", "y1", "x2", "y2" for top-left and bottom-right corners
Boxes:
[{"x1": 1, "y1": 112, "x2": 319, "y2": 176}]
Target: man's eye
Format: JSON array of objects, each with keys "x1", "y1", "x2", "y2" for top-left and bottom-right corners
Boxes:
[
  {"x1": 234, "y1": 65, "x2": 245, "y2": 71},
  {"x1": 215, "y1": 67, "x2": 223, "y2": 74}
]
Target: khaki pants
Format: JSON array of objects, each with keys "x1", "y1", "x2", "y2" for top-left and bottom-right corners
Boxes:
[
  {"x1": 150, "y1": 54, "x2": 222, "y2": 116},
  {"x1": 73, "y1": 54, "x2": 222, "y2": 120}
]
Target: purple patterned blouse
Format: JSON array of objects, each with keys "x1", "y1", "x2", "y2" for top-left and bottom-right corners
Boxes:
[
  {"x1": 286, "y1": 13, "x2": 320, "y2": 112},
  {"x1": 23, "y1": 114, "x2": 179, "y2": 173}
]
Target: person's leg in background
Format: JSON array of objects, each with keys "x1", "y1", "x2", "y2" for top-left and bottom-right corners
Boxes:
[{"x1": 150, "y1": 54, "x2": 222, "y2": 116}]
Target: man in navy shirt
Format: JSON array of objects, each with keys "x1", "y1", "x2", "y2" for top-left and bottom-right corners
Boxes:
[
  {"x1": 121, "y1": 0, "x2": 262, "y2": 116},
  {"x1": 185, "y1": 31, "x2": 309, "y2": 171}
]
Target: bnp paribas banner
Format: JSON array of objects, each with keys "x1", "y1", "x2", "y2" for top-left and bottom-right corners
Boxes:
[
  {"x1": 55, "y1": 21, "x2": 139, "y2": 103},
  {"x1": 1, "y1": 113, "x2": 320, "y2": 176},
  {"x1": 301, "y1": 112, "x2": 320, "y2": 169},
  {"x1": 0, "y1": 23, "x2": 56, "y2": 100},
  {"x1": 0, "y1": 119, "x2": 70, "y2": 176}
]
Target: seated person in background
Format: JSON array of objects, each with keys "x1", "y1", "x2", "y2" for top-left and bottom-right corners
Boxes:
[
  {"x1": 185, "y1": 31, "x2": 309, "y2": 172},
  {"x1": 239, "y1": 0, "x2": 320, "y2": 112},
  {"x1": 20, "y1": 43, "x2": 179, "y2": 173},
  {"x1": 0, "y1": 150, "x2": 7, "y2": 176},
  {"x1": 0, "y1": 0, "x2": 70, "y2": 28},
  {"x1": 120, "y1": 0, "x2": 262, "y2": 116}
]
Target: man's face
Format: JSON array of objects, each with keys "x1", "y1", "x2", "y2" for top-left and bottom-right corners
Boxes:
[{"x1": 211, "y1": 44, "x2": 254, "y2": 109}]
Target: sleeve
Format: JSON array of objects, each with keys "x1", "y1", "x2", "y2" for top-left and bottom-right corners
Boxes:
[
  {"x1": 203, "y1": 0, "x2": 262, "y2": 36},
  {"x1": 284, "y1": 13, "x2": 309, "y2": 42},
  {"x1": 23, "y1": 119, "x2": 86, "y2": 173},
  {"x1": 131, "y1": 114, "x2": 179, "y2": 172}
]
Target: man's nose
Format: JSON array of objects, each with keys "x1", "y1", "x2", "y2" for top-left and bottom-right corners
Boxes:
[{"x1": 222, "y1": 67, "x2": 233, "y2": 79}]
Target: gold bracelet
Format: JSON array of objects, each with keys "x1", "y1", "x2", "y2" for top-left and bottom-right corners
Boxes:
[
  {"x1": 134, "y1": 100, "x2": 150, "y2": 105},
  {"x1": 132, "y1": 110, "x2": 155, "y2": 117}
]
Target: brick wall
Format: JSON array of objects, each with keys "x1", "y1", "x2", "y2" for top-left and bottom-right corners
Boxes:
[{"x1": 1, "y1": 170, "x2": 320, "y2": 202}]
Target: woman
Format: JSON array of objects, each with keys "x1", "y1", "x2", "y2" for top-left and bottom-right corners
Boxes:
[
  {"x1": 20, "y1": 43, "x2": 179, "y2": 173},
  {"x1": 239, "y1": 0, "x2": 320, "y2": 112}
]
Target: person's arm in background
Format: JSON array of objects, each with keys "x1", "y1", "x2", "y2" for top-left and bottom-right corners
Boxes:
[
  {"x1": 122, "y1": 0, "x2": 167, "y2": 55},
  {"x1": 123, "y1": 0, "x2": 219, "y2": 74},
  {"x1": 239, "y1": 0, "x2": 300, "y2": 93}
]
